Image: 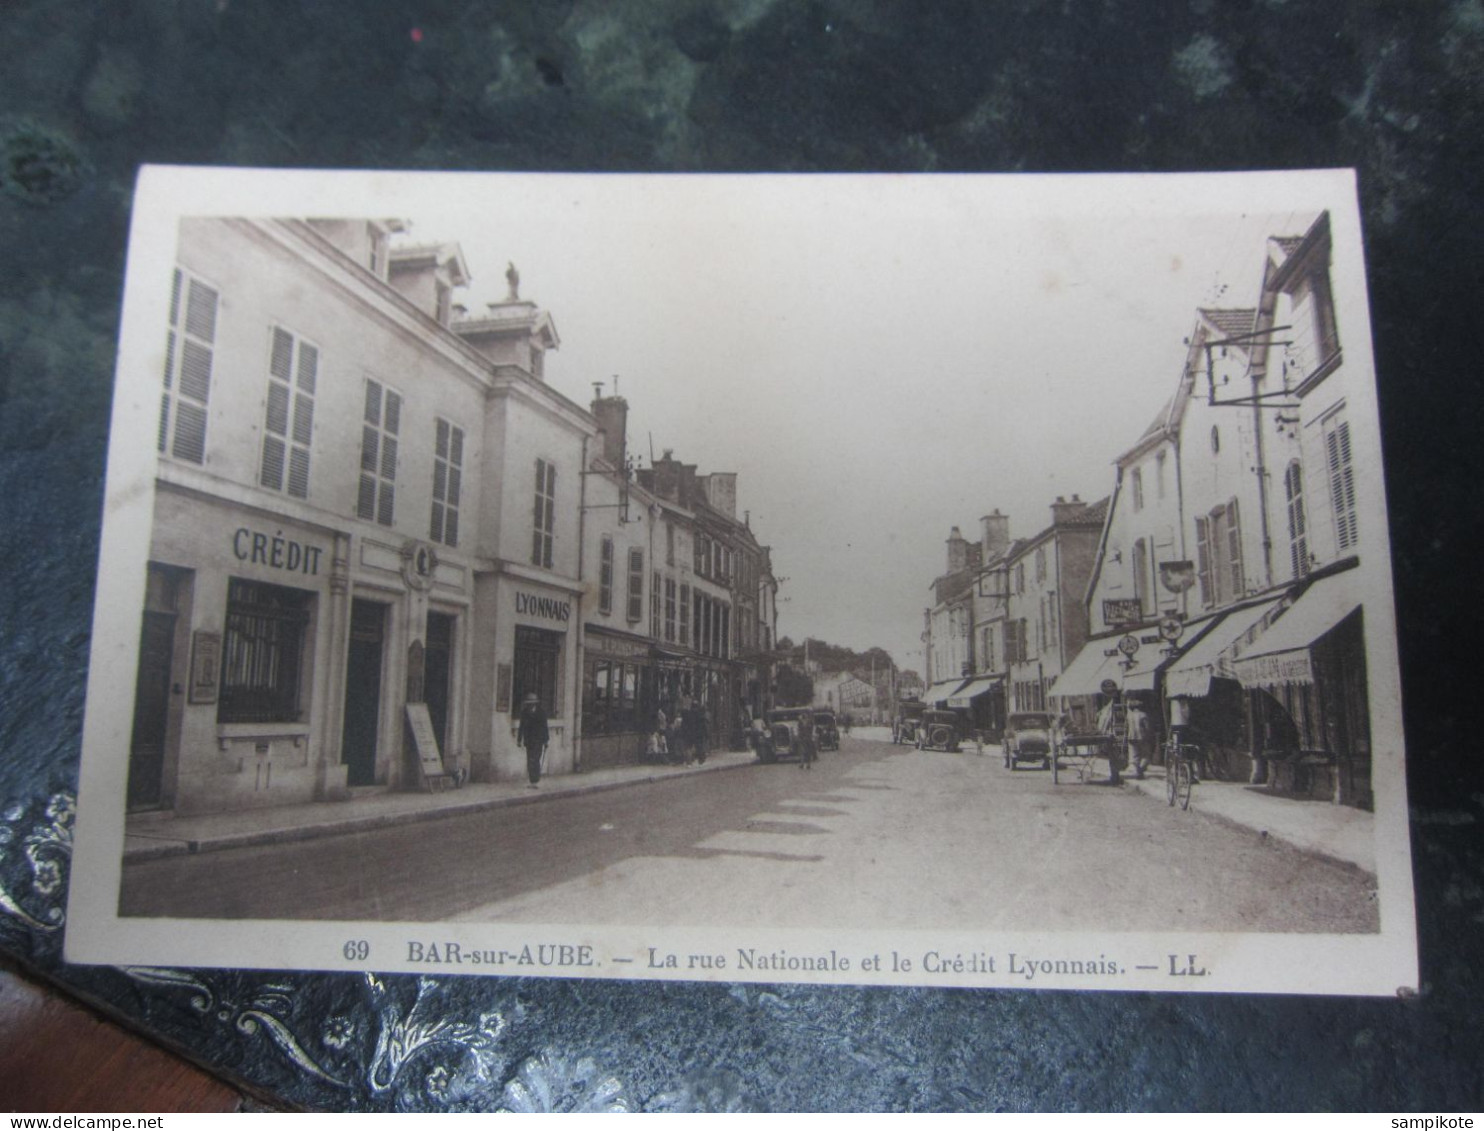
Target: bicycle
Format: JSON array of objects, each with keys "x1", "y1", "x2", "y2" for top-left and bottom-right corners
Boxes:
[{"x1": 1164, "y1": 738, "x2": 1199, "y2": 810}]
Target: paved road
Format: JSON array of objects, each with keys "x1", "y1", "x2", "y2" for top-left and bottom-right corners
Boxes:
[{"x1": 119, "y1": 736, "x2": 1379, "y2": 933}]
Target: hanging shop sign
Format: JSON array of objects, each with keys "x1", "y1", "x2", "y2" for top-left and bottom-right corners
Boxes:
[{"x1": 1103, "y1": 599, "x2": 1142, "y2": 627}]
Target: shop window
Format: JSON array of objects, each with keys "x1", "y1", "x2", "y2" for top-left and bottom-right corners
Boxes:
[
  {"x1": 358, "y1": 379, "x2": 401, "y2": 526},
  {"x1": 1285, "y1": 460, "x2": 1309, "y2": 579},
  {"x1": 531, "y1": 458, "x2": 556, "y2": 569},
  {"x1": 1324, "y1": 414, "x2": 1358, "y2": 551},
  {"x1": 260, "y1": 327, "x2": 317, "y2": 499},
  {"x1": 430, "y1": 418, "x2": 463, "y2": 547},
  {"x1": 599, "y1": 537, "x2": 614, "y2": 615},
  {"x1": 160, "y1": 266, "x2": 219, "y2": 465},
  {"x1": 218, "y1": 578, "x2": 311, "y2": 723},
  {"x1": 627, "y1": 548, "x2": 644, "y2": 622},
  {"x1": 513, "y1": 625, "x2": 560, "y2": 717}
]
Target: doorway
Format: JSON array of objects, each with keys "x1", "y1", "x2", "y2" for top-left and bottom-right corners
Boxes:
[
  {"x1": 425, "y1": 610, "x2": 455, "y2": 755},
  {"x1": 342, "y1": 598, "x2": 387, "y2": 787}
]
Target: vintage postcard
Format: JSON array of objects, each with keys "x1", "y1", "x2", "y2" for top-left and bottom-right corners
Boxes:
[{"x1": 67, "y1": 167, "x2": 1417, "y2": 995}]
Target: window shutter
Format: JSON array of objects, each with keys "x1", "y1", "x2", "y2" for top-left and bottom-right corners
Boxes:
[
  {"x1": 1227, "y1": 497, "x2": 1244, "y2": 597},
  {"x1": 1194, "y1": 516, "x2": 1212, "y2": 606}
]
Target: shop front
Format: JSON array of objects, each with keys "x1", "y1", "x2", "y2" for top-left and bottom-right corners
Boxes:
[
  {"x1": 130, "y1": 488, "x2": 343, "y2": 816},
  {"x1": 1233, "y1": 573, "x2": 1369, "y2": 807},
  {"x1": 472, "y1": 573, "x2": 581, "y2": 783},
  {"x1": 581, "y1": 625, "x2": 656, "y2": 769},
  {"x1": 946, "y1": 676, "x2": 1006, "y2": 741}
]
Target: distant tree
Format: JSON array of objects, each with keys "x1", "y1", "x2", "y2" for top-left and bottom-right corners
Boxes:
[
  {"x1": 776, "y1": 635, "x2": 795, "y2": 653},
  {"x1": 774, "y1": 663, "x2": 814, "y2": 707}
]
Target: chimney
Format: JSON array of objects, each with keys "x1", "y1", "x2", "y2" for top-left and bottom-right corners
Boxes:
[
  {"x1": 946, "y1": 526, "x2": 969, "y2": 573},
  {"x1": 1050, "y1": 494, "x2": 1087, "y2": 525},
  {"x1": 980, "y1": 510, "x2": 1009, "y2": 559},
  {"x1": 646, "y1": 449, "x2": 682, "y2": 501},
  {"x1": 590, "y1": 395, "x2": 628, "y2": 470},
  {"x1": 702, "y1": 472, "x2": 738, "y2": 518}
]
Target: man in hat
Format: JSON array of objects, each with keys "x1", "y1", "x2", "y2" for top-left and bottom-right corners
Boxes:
[{"x1": 516, "y1": 692, "x2": 549, "y2": 787}]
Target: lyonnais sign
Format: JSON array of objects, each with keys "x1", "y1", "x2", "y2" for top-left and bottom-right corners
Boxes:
[{"x1": 516, "y1": 591, "x2": 572, "y2": 623}]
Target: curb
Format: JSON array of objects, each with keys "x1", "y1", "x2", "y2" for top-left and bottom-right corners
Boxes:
[{"x1": 123, "y1": 755, "x2": 759, "y2": 863}]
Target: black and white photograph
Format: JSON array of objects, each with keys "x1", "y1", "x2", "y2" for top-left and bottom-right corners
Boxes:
[{"x1": 66, "y1": 167, "x2": 1416, "y2": 996}]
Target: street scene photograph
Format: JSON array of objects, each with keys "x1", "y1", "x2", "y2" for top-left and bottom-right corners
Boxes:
[{"x1": 69, "y1": 169, "x2": 1414, "y2": 993}]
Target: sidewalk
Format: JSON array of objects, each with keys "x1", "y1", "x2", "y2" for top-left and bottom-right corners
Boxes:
[
  {"x1": 1122, "y1": 765, "x2": 1375, "y2": 875},
  {"x1": 123, "y1": 748, "x2": 759, "y2": 862}
]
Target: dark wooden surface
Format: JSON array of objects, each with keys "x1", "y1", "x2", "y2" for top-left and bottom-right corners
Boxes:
[{"x1": 0, "y1": 965, "x2": 245, "y2": 1113}]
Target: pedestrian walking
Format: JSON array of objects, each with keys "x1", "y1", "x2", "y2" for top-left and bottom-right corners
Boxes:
[
  {"x1": 1125, "y1": 697, "x2": 1154, "y2": 780},
  {"x1": 516, "y1": 692, "x2": 548, "y2": 788}
]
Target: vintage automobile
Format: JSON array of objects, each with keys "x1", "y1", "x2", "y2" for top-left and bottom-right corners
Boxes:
[
  {"x1": 1003, "y1": 711, "x2": 1054, "y2": 769},
  {"x1": 892, "y1": 700, "x2": 925, "y2": 744},
  {"x1": 916, "y1": 708, "x2": 963, "y2": 752},
  {"x1": 755, "y1": 707, "x2": 817, "y2": 764},
  {"x1": 813, "y1": 710, "x2": 840, "y2": 751}
]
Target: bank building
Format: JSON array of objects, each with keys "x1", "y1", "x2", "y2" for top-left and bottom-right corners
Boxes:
[{"x1": 128, "y1": 217, "x2": 591, "y2": 816}]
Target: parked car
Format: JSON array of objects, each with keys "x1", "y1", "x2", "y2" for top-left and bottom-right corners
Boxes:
[
  {"x1": 813, "y1": 710, "x2": 840, "y2": 751},
  {"x1": 756, "y1": 707, "x2": 817, "y2": 764},
  {"x1": 1003, "y1": 711, "x2": 1054, "y2": 769},
  {"x1": 892, "y1": 700, "x2": 925, "y2": 744},
  {"x1": 916, "y1": 709, "x2": 963, "y2": 752}
]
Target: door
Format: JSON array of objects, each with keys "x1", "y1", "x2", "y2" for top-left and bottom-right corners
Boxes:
[
  {"x1": 425, "y1": 611, "x2": 455, "y2": 754},
  {"x1": 127, "y1": 611, "x2": 176, "y2": 810},
  {"x1": 342, "y1": 599, "x2": 386, "y2": 787}
]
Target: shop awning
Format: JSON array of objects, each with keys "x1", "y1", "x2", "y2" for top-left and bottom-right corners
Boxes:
[
  {"x1": 1164, "y1": 598, "x2": 1285, "y2": 698},
  {"x1": 1232, "y1": 575, "x2": 1362, "y2": 688},
  {"x1": 1051, "y1": 636, "x2": 1163, "y2": 698},
  {"x1": 923, "y1": 678, "x2": 970, "y2": 705},
  {"x1": 947, "y1": 675, "x2": 1004, "y2": 708}
]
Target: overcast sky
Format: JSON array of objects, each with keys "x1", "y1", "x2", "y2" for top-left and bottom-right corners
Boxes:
[{"x1": 398, "y1": 176, "x2": 1323, "y2": 676}]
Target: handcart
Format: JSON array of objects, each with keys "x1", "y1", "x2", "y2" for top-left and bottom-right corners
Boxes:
[{"x1": 1053, "y1": 732, "x2": 1118, "y2": 784}]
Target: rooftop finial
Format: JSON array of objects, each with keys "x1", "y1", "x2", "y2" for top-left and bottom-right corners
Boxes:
[{"x1": 505, "y1": 261, "x2": 520, "y2": 301}]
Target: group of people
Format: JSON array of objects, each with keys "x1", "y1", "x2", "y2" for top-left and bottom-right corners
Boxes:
[
  {"x1": 646, "y1": 703, "x2": 711, "y2": 766},
  {"x1": 1089, "y1": 693, "x2": 1157, "y2": 784}
]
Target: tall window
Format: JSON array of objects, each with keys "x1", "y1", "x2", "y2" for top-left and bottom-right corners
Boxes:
[
  {"x1": 531, "y1": 458, "x2": 556, "y2": 568},
  {"x1": 1156, "y1": 451, "x2": 1168, "y2": 500},
  {"x1": 218, "y1": 579, "x2": 311, "y2": 723},
  {"x1": 664, "y1": 577, "x2": 677, "y2": 643},
  {"x1": 627, "y1": 548, "x2": 644, "y2": 622},
  {"x1": 261, "y1": 328, "x2": 317, "y2": 498},
  {"x1": 160, "y1": 267, "x2": 219, "y2": 464},
  {"x1": 1131, "y1": 467, "x2": 1145, "y2": 512},
  {"x1": 1035, "y1": 547, "x2": 1047, "y2": 583},
  {"x1": 1324, "y1": 415, "x2": 1358, "y2": 551},
  {"x1": 1284, "y1": 460, "x2": 1309, "y2": 579},
  {"x1": 1196, "y1": 501, "x2": 1245, "y2": 606},
  {"x1": 358, "y1": 380, "x2": 400, "y2": 526},
  {"x1": 678, "y1": 582, "x2": 691, "y2": 647},
  {"x1": 513, "y1": 626, "x2": 560, "y2": 717},
  {"x1": 430, "y1": 418, "x2": 463, "y2": 547},
  {"x1": 599, "y1": 537, "x2": 615, "y2": 614},
  {"x1": 666, "y1": 522, "x2": 675, "y2": 565}
]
